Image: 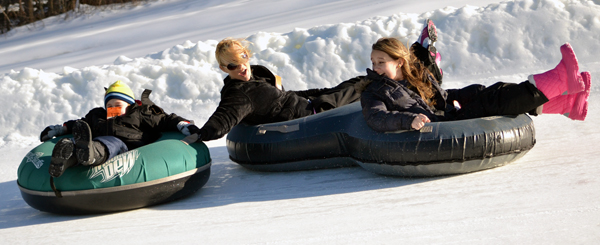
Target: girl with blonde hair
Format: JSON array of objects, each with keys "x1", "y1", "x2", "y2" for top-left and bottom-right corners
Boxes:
[{"x1": 193, "y1": 38, "x2": 364, "y2": 141}]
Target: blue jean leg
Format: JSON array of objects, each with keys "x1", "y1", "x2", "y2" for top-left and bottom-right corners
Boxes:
[{"x1": 93, "y1": 136, "x2": 128, "y2": 161}]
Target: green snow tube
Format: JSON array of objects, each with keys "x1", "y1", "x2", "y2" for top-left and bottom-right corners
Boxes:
[{"x1": 17, "y1": 132, "x2": 211, "y2": 215}]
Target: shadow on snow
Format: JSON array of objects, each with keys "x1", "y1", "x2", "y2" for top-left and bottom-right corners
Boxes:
[{"x1": 0, "y1": 145, "x2": 449, "y2": 230}]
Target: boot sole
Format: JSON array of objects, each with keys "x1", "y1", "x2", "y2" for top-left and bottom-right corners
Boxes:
[
  {"x1": 49, "y1": 138, "x2": 74, "y2": 178},
  {"x1": 418, "y1": 19, "x2": 437, "y2": 46},
  {"x1": 73, "y1": 120, "x2": 95, "y2": 166},
  {"x1": 427, "y1": 19, "x2": 437, "y2": 43}
]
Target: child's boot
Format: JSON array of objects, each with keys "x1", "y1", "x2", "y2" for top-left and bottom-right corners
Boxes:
[
  {"x1": 417, "y1": 19, "x2": 437, "y2": 50},
  {"x1": 528, "y1": 43, "x2": 584, "y2": 100},
  {"x1": 540, "y1": 71, "x2": 591, "y2": 121},
  {"x1": 416, "y1": 18, "x2": 443, "y2": 82},
  {"x1": 541, "y1": 94, "x2": 576, "y2": 116},
  {"x1": 87, "y1": 141, "x2": 108, "y2": 166},
  {"x1": 73, "y1": 120, "x2": 107, "y2": 166},
  {"x1": 49, "y1": 138, "x2": 78, "y2": 177},
  {"x1": 567, "y1": 71, "x2": 591, "y2": 121},
  {"x1": 435, "y1": 52, "x2": 442, "y2": 76}
]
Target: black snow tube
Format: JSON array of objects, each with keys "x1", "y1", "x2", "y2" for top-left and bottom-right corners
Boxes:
[{"x1": 226, "y1": 102, "x2": 536, "y2": 177}]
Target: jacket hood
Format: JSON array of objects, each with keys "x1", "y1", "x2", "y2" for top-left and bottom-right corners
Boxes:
[{"x1": 355, "y1": 69, "x2": 378, "y2": 93}]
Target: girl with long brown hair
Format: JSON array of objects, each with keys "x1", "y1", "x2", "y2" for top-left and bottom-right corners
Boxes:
[{"x1": 361, "y1": 22, "x2": 590, "y2": 132}]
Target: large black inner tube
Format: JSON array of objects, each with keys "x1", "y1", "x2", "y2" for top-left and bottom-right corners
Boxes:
[{"x1": 226, "y1": 102, "x2": 535, "y2": 176}]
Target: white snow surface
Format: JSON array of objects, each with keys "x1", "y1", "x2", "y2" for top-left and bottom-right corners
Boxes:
[{"x1": 1, "y1": 0, "x2": 600, "y2": 244}]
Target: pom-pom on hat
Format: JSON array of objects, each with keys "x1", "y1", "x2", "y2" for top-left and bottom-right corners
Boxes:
[{"x1": 104, "y1": 81, "x2": 135, "y2": 107}]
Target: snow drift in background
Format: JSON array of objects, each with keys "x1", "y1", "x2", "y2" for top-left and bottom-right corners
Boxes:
[{"x1": 1, "y1": 0, "x2": 599, "y2": 144}]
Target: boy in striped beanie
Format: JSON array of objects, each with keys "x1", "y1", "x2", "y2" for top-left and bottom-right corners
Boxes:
[
  {"x1": 104, "y1": 80, "x2": 136, "y2": 118},
  {"x1": 40, "y1": 81, "x2": 200, "y2": 178}
]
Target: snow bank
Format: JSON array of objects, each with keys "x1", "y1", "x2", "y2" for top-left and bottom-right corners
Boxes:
[{"x1": 1, "y1": 0, "x2": 599, "y2": 144}]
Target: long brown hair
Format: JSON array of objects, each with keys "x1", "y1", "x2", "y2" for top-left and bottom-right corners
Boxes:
[{"x1": 372, "y1": 37, "x2": 436, "y2": 106}]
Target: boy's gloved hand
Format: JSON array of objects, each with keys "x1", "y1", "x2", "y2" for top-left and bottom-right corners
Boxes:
[
  {"x1": 187, "y1": 125, "x2": 200, "y2": 135},
  {"x1": 40, "y1": 124, "x2": 67, "y2": 141},
  {"x1": 177, "y1": 121, "x2": 200, "y2": 136}
]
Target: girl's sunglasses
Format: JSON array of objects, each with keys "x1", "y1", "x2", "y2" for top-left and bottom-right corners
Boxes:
[{"x1": 226, "y1": 63, "x2": 241, "y2": 71}]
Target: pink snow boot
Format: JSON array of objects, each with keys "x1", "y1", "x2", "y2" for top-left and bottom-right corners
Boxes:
[
  {"x1": 528, "y1": 43, "x2": 584, "y2": 100},
  {"x1": 417, "y1": 19, "x2": 443, "y2": 77},
  {"x1": 435, "y1": 52, "x2": 443, "y2": 76},
  {"x1": 568, "y1": 71, "x2": 591, "y2": 120},
  {"x1": 541, "y1": 94, "x2": 576, "y2": 117},
  {"x1": 541, "y1": 71, "x2": 591, "y2": 121},
  {"x1": 417, "y1": 19, "x2": 437, "y2": 49}
]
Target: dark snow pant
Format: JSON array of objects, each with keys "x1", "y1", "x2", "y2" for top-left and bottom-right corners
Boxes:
[
  {"x1": 450, "y1": 81, "x2": 549, "y2": 120},
  {"x1": 309, "y1": 76, "x2": 363, "y2": 113},
  {"x1": 94, "y1": 136, "x2": 129, "y2": 162}
]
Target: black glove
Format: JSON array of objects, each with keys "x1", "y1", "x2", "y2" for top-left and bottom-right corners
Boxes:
[
  {"x1": 177, "y1": 121, "x2": 201, "y2": 136},
  {"x1": 187, "y1": 125, "x2": 201, "y2": 135}
]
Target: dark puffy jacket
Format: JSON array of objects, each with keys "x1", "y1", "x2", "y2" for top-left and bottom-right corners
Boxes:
[
  {"x1": 63, "y1": 90, "x2": 189, "y2": 149},
  {"x1": 360, "y1": 69, "x2": 487, "y2": 132},
  {"x1": 199, "y1": 65, "x2": 314, "y2": 141}
]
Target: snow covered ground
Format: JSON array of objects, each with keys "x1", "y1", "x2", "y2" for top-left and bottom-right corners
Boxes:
[{"x1": 1, "y1": 0, "x2": 599, "y2": 243}]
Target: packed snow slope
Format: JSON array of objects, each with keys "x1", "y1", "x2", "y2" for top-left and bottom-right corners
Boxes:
[
  {"x1": 0, "y1": 0, "x2": 505, "y2": 74},
  {"x1": 1, "y1": 0, "x2": 600, "y2": 244}
]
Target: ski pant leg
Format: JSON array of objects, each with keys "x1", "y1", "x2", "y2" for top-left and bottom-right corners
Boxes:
[
  {"x1": 446, "y1": 84, "x2": 487, "y2": 106},
  {"x1": 310, "y1": 76, "x2": 363, "y2": 113},
  {"x1": 93, "y1": 136, "x2": 129, "y2": 161},
  {"x1": 455, "y1": 81, "x2": 549, "y2": 120}
]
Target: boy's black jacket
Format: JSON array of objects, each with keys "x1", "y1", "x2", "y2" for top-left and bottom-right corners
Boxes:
[{"x1": 63, "y1": 90, "x2": 188, "y2": 150}]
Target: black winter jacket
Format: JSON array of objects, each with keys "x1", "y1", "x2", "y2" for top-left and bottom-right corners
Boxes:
[
  {"x1": 199, "y1": 65, "x2": 314, "y2": 141},
  {"x1": 63, "y1": 90, "x2": 189, "y2": 149},
  {"x1": 360, "y1": 69, "x2": 485, "y2": 132}
]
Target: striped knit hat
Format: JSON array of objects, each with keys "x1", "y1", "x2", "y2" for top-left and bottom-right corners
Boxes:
[{"x1": 104, "y1": 81, "x2": 135, "y2": 107}]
